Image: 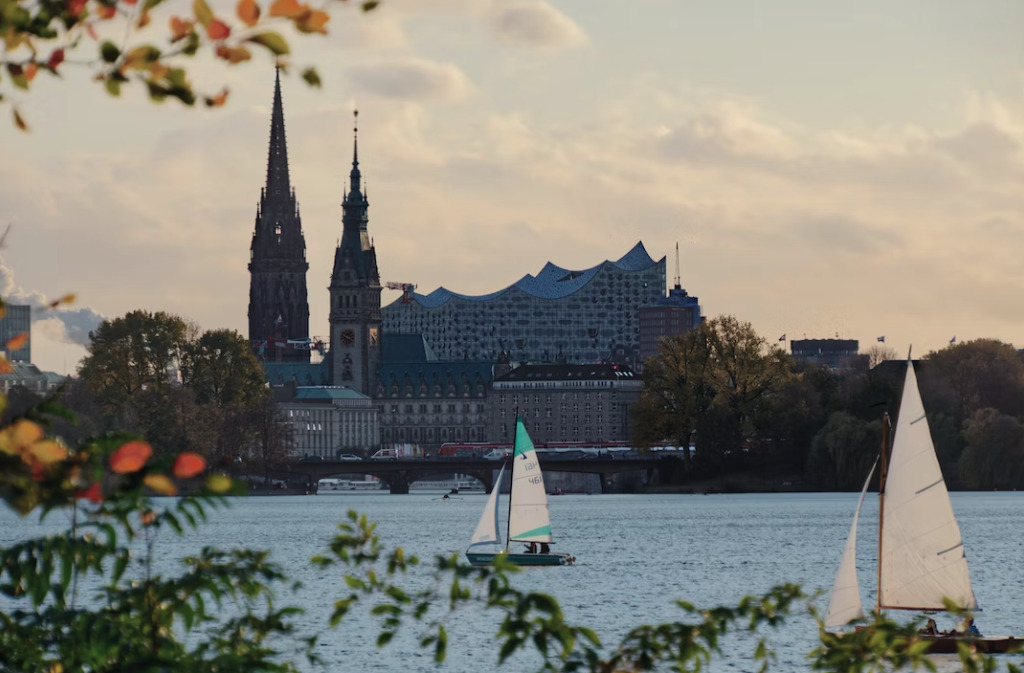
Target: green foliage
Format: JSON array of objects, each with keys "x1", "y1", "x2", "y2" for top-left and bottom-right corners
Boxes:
[
  {"x1": 805, "y1": 412, "x2": 882, "y2": 490},
  {"x1": 0, "y1": 0, "x2": 382, "y2": 128}
]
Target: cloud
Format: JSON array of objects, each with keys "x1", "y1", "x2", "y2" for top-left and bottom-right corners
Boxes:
[
  {"x1": 489, "y1": 2, "x2": 587, "y2": 50},
  {"x1": 0, "y1": 255, "x2": 105, "y2": 348},
  {"x1": 347, "y1": 59, "x2": 471, "y2": 101}
]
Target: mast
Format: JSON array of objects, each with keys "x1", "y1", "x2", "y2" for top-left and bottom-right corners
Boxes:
[
  {"x1": 876, "y1": 411, "x2": 890, "y2": 614},
  {"x1": 505, "y1": 411, "x2": 518, "y2": 552}
]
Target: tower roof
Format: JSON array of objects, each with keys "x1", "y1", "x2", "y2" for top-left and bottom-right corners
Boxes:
[{"x1": 265, "y1": 67, "x2": 291, "y2": 199}]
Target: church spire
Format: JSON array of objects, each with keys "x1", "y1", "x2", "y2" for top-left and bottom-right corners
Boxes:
[
  {"x1": 349, "y1": 109, "x2": 362, "y2": 195},
  {"x1": 265, "y1": 66, "x2": 291, "y2": 198}
]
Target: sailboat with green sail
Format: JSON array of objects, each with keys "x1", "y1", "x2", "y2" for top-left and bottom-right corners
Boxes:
[{"x1": 465, "y1": 417, "x2": 575, "y2": 567}]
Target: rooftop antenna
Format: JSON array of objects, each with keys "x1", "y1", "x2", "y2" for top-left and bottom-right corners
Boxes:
[{"x1": 674, "y1": 242, "x2": 681, "y2": 289}]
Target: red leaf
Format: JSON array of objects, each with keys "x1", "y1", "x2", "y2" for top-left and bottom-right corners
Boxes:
[
  {"x1": 237, "y1": 0, "x2": 260, "y2": 27},
  {"x1": 173, "y1": 452, "x2": 207, "y2": 478},
  {"x1": 206, "y1": 18, "x2": 231, "y2": 40},
  {"x1": 110, "y1": 440, "x2": 152, "y2": 473},
  {"x1": 268, "y1": 0, "x2": 306, "y2": 19},
  {"x1": 75, "y1": 483, "x2": 103, "y2": 503},
  {"x1": 97, "y1": 4, "x2": 116, "y2": 19},
  {"x1": 65, "y1": 0, "x2": 88, "y2": 17},
  {"x1": 170, "y1": 16, "x2": 192, "y2": 42},
  {"x1": 47, "y1": 49, "x2": 65, "y2": 70}
]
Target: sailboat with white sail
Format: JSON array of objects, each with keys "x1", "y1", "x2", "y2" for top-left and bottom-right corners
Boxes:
[
  {"x1": 825, "y1": 357, "x2": 1020, "y2": 653},
  {"x1": 465, "y1": 417, "x2": 575, "y2": 567}
]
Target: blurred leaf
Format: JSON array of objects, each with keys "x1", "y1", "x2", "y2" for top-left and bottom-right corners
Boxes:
[
  {"x1": 100, "y1": 41, "x2": 120, "y2": 63},
  {"x1": 237, "y1": 0, "x2": 260, "y2": 26},
  {"x1": 268, "y1": 0, "x2": 307, "y2": 19},
  {"x1": 192, "y1": 0, "x2": 214, "y2": 26},
  {"x1": 5, "y1": 332, "x2": 28, "y2": 351},
  {"x1": 295, "y1": 9, "x2": 328, "y2": 33},
  {"x1": 247, "y1": 31, "x2": 290, "y2": 55},
  {"x1": 110, "y1": 440, "x2": 152, "y2": 473},
  {"x1": 206, "y1": 18, "x2": 231, "y2": 40},
  {"x1": 301, "y1": 67, "x2": 320, "y2": 87}
]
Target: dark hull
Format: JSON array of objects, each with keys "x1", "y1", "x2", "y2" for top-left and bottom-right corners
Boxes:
[
  {"x1": 923, "y1": 635, "x2": 1022, "y2": 654},
  {"x1": 465, "y1": 551, "x2": 574, "y2": 567}
]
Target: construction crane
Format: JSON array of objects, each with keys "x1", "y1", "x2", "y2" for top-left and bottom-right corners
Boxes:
[{"x1": 385, "y1": 281, "x2": 417, "y2": 304}]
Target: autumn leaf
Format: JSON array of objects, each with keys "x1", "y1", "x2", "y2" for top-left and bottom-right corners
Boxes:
[
  {"x1": 207, "y1": 18, "x2": 231, "y2": 40},
  {"x1": 173, "y1": 452, "x2": 207, "y2": 478},
  {"x1": 0, "y1": 419, "x2": 45, "y2": 455},
  {"x1": 110, "y1": 440, "x2": 152, "y2": 473},
  {"x1": 97, "y1": 4, "x2": 117, "y2": 19},
  {"x1": 65, "y1": 0, "x2": 88, "y2": 17},
  {"x1": 268, "y1": 0, "x2": 307, "y2": 19},
  {"x1": 24, "y1": 63, "x2": 38, "y2": 82},
  {"x1": 47, "y1": 49, "x2": 65, "y2": 70},
  {"x1": 295, "y1": 8, "x2": 328, "y2": 34},
  {"x1": 6, "y1": 332, "x2": 28, "y2": 351},
  {"x1": 215, "y1": 45, "x2": 250, "y2": 63},
  {"x1": 206, "y1": 473, "x2": 233, "y2": 493},
  {"x1": 170, "y1": 16, "x2": 193, "y2": 42},
  {"x1": 204, "y1": 87, "x2": 230, "y2": 106},
  {"x1": 144, "y1": 473, "x2": 178, "y2": 496},
  {"x1": 136, "y1": 10, "x2": 151, "y2": 28},
  {"x1": 237, "y1": 0, "x2": 260, "y2": 27},
  {"x1": 140, "y1": 509, "x2": 157, "y2": 525},
  {"x1": 27, "y1": 440, "x2": 68, "y2": 465},
  {"x1": 301, "y1": 67, "x2": 321, "y2": 87},
  {"x1": 0, "y1": 356, "x2": 12, "y2": 374},
  {"x1": 75, "y1": 483, "x2": 103, "y2": 503}
]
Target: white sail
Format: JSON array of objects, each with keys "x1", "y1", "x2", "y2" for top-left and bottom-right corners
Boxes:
[
  {"x1": 467, "y1": 462, "x2": 507, "y2": 550},
  {"x1": 880, "y1": 360, "x2": 977, "y2": 611},
  {"x1": 825, "y1": 459, "x2": 877, "y2": 628},
  {"x1": 507, "y1": 419, "x2": 554, "y2": 543}
]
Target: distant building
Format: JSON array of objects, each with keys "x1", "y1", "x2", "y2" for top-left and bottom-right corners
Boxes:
[
  {"x1": 248, "y1": 69, "x2": 311, "y2": 364},
  {"x1": 272, "y1": 383, "x2": 379, "y2": 458},
  {"x1": 0, "y1": 304, "x2": 31, "y2": 363},
  {"x1": 637, "y1": 283, "x2": 703, "y2": 366},
  {"x1": 382, "y1": 242, "x2": 667, "y2": 369},
  {"x1": 488, "y1": 363, "x2": 643, "y2": 445},
  {"x1": 376, "y1": 334, "x2": 492, "y2": 448},
  {"x1": 790, "y1": 338, "x2": 866, "y2": 371},
  {"x1": 0, "y1": 362, "x2": 67, "y2": 394}
]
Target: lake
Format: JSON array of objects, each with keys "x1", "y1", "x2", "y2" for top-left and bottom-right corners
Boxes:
[{"x1": 3, "y1": 491, "x2": 1024, "y2": 671}]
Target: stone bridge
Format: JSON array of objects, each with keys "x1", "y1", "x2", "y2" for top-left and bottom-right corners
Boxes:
[{"x1": 282, "y1": 456, "x2": 686, "y2": 494}]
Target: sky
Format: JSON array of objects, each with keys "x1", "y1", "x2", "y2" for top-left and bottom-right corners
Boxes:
[{"x1": 2, "y1": 0, "x2": 1023, "y2": 375}]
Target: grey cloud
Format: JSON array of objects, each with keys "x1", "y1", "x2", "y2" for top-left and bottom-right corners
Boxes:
[
  {"x1": 490, "y1": 2, "x2": 587, "y2": 49},
  {"x1": 348, "y1": 59, "x2": 470, "y2": 101},
  {"x1": 932, "y1": 122, "x2": 1023, "y2": 175},
  {"x1": 787, "y1": 214, "x2": 900, "y2": 257}
]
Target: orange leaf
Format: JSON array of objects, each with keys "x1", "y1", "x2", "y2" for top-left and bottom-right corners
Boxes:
[
  {"x1": 173, "y1": 452, "x2": 207, "y2": 478},
  {"x1": 75, "y1": 483, "x2": 103, "y2": 503},
  {"x1": 140, "y1": 509, "x2": 157, "y2": 525},
  {"x1": 24, "y1": 63, "x2": 38, "y2": 82},
  {"x1": 268, "y1": 0, "x2": 306, "y2": 19},
  {"x1": 10, "y1": 419, "x2": 44, "y2": 449},
  {"x1": 207, "y1": 18, "x2": 231, "y2": 40},
  {"x1": 295, "y1": 8, "x2": 328, "y2": 34},
  {"x1": 144, "y1": 473, "x2": 178, "y2": 496},
  {"x1": 0, "y1": 356, "x2": 12, "y2": 374},
  {"x1": 237, "y1": 0, "x2": 260, "y2": 27},
  {"x1": 47, "y1": 49, "x2": 65, "y2": 70},
  {"x1": 28, "y1": 440, "x2": 68, "y2": 465},
  {"x1": 136, "y1": 10, "x2": 151, "y2": 28},
  {"x1": 6, "y1": 332, "x2": 27, "y2": 351},
  {"x1": 215, "y1": 45, "x2": 250, "y2": 63},
  {"x1": 110, "y1": 440, "x2": 152, "y2": 473},
  {"x1": 205, "y1": 87, "x2": 230, "y2": 107},
  {"x1": 97, "y1": 4, "x2": 116, "y2": 19},
  {"x1": 170, "y1": 16, "x2": 193, "y2": 42},
  {"x1": 206, "y1": 473, "x2": 233, "y2": 493}
]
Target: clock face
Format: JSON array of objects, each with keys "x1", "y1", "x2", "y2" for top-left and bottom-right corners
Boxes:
[
  {"x1": 340, "y1": 329, "x2": 355, "y2": 346},
  {"x1": 369, "y1": 327, "x2": 379, "y2": 345}
]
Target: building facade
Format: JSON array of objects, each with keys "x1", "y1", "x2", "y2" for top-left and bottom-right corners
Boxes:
[
  {"x1": 638, "y1": 284, "x2": 703, "y2": 366},
  {"x1": 248, "y1": 68, "x2": 311, "y2": 364},
  {"x1": 381, "y1": 243, "x2": 667, "y2": 369},
  {"x1": 487, "y1": 364, "x2": 643, "y2": 445},
  {"x1": 328, "y1": 112, "x2": 382, "y2": 396},
  {"x1": 790, "y1": 338, "x2": 865, "y2": 371},
  {"x1": 273, "y1": 384, "x2": 379, "y2": 458},
  {"x1": 0, "y1": 304, "x2": 31, "y2": 363}
]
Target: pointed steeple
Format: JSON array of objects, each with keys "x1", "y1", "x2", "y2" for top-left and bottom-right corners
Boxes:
[
  {"x1": 348, "y1": 109, "x2": 362, "y2": 197},
  {"x1": 265, "y1": 66, "x2": 291, "y2": 198}
]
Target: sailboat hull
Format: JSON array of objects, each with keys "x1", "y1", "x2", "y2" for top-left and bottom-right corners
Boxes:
[
  {"x1": 465, "y1": 551, "x2": 574, "y2": 567},
  {"x1": 921, "y1": 635, "x2": 1022, "y2": 655}
]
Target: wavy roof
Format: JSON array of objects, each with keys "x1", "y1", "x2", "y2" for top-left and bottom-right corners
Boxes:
[{"x1": 407, "y1": 241, "x2": 658, "y2": 308}]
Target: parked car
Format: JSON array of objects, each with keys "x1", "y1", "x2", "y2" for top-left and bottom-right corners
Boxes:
[
  {"x1": 337, "y1": 453, "x2": 362, "y2": 461},
  {"x1": 483, "y1": 449, "x2": 511, "y2": 460}
]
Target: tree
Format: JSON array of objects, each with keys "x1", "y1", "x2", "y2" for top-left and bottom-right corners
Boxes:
[
  {"x1": 183, "y1": 328, "x2": 267, "y2": 408},
  {"x1": 0, "y1": 0, "x2": 381, "y2": 129},
  {"x1": 631, "y1": 323, "x2": 717, "y2": 470},
  {"x1": 805, "y1": 411, "x2": 882, "y2": 490},
  {"x1": 78, "y1": 309, "x2": 192, "y2": 436},
  {"x1": 959, "y1": 408, "x2": 1024, "y2": 490}
]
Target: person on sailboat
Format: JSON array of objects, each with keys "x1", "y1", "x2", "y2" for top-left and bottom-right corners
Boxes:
[
  {"x1": 540, "y1": 543, "x2": 550, "y2": 554},
  {"x1": 922, "y1": 618, "x2": 938, "y2": 636},
  {"x1": 524, "y1": 542, "x2": 537, "y2": 554},
  {"x1": 966, "y1": 618, "x2": 981, "y2": 636}
]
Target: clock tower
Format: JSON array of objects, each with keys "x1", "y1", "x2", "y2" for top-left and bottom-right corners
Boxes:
[{"x1": 328, "y1": 111, "x2": 381, "y2": 394}]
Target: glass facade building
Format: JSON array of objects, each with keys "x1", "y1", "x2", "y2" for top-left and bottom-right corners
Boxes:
[{"x1": 382, "y1": 242, "x2": 667, "y2": 368}]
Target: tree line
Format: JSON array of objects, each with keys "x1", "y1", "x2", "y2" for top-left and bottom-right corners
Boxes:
[{"x1": 632, "y1": 316, "x2": 1024, "y2": 491}]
